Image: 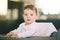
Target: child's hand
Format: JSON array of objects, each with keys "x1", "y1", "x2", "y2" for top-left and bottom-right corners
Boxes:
[
  {"x1": 6, "y1": 32, "x2": 19, "y2": 38},
  {"x1": 6, "y1": 32, "x2": 14, "y2": 37},
  {"x1": 10, "y1": 34, "x2": 19, "y2": 38}
]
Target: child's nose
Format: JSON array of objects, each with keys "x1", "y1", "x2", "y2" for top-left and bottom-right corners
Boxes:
[{"x1": 27, "y1": 15, "x2": 31, "y2": 18}]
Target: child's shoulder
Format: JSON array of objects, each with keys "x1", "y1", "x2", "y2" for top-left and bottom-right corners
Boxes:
[{"x1": 19, "y1": 22, "x2": 25, "y2": 26}]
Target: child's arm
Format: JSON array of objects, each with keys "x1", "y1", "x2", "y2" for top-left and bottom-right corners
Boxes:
[{"x1": 6, "y1": 23, "x2": 23, "y2": 38}]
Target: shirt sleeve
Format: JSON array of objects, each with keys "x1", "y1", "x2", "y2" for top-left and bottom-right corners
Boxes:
[
  {"x1": 11, "y1": 24, "x2": 22, "y2": 34},
  {"x1": 17, "y1": 26, "x2": 37, "y2": 38},
  {"x1": 44, "y1": 23, "x2": 57, "y2": 36}
]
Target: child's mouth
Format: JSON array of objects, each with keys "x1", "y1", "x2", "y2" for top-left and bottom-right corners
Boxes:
[{"x1": 27, "y1": 19, "x2": 30, "y2": 21}]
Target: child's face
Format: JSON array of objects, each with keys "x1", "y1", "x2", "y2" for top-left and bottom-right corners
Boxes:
[{"x1": 23, "y1": 9, "x2": 37, "y2": 25}]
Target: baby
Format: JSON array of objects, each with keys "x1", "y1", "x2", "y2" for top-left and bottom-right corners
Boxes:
[{"x1": 6, "y1": 5, "x2": 57, "y2": 38}]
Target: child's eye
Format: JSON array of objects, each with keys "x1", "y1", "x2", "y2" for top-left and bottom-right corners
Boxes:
[
  {"x1": 30, "y1": 14, "x2": 33, "y2": 16},
  {"x1": 25, "y1": 14, "x2": 27, "y2": 16}
]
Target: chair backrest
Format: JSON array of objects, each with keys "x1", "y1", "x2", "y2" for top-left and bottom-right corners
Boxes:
[
  {"x1": 50, "y1": 31, "x2": 57, "y2": 37},
  {"x1": 50, "y1": 29, "x2": 60, "y2": 40},
  {"x1": 56, "y1": 29, "x2": 60, "y2": 40}
]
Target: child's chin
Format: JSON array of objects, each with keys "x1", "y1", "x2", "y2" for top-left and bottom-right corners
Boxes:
[{"x1": 27, "y1": 22, "x2": 32, "y2": 24}]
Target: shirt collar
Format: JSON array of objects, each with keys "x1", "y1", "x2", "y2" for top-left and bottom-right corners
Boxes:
[{"x1": 24, "y1": 22, "x2": 36, "y2": 26}]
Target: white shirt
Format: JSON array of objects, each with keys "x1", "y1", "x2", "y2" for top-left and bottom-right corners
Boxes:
[{"x1": 11, "y1": 22, "x2": 57, "y2": 38}]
